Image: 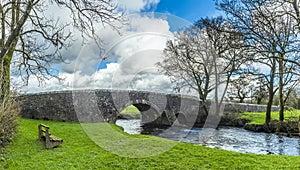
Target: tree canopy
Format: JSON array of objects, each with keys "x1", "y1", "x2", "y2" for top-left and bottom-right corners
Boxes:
[
  {"x1": 217, "y1": 0, "x2": 300, "y2": 124},
  {"x1": 158, "y1": 17, "x2": 246, "y2": 115},
  {"x1": 0, "y1": 0, "x2": 124, "y2": 99}
]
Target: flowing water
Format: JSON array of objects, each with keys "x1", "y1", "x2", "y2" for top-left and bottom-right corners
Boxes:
[{"x1": 116, "y1": 119, "x2": 300, "y2": 156}]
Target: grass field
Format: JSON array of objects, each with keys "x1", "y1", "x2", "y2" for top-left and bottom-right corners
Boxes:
[
  {"x1": 1, "y1": 118, "x2": 300, "y2": 169},
  {"x1": 241, "y1": 110, "x2": 300, "y2": 124},
  {"x1": 120, "y1": 105, "x2": 140, "y2": 117}
]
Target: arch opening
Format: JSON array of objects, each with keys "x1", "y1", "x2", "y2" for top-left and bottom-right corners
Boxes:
[
  {"x1": 116, "y1": 101, "x2": 172, "y2": 134},
  {"x1": 117, "y1": 102, "x2": 162, "y2": 125},
  {"x1": 117, "y1": 105, "x2": 141, "y2": 120}
]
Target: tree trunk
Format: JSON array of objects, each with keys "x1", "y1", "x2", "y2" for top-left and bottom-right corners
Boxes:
[
  {"x1": 200, "y1": 94, "x2": 209, "y2": 116},
  {"x1": 0, "y1": 0, "x2": 33, "y2": 101},
  {"x1": 202, "y1": 102, "x2": 209, "y2": 116},
  {"x1": 265, "y1": 60, "x2": 276, "y2": 126},
  {"x1": 266, "y1": 92, "x2": 273, "y2": 125},
  {"x1": 0, "y1": 43, "x2": 15, "y2": 100},
  {"x1": 213, "y1": 53, "x2": 220, "y2": 115},
  {"x1": 292, "y1": 0, "x2": 300, "y2": 26},
  {"x1": 239, "y1": 98, "x2": 244, "y2": 103},
  {"x1": 0, "y1": 53, "x2": 12, "y2": 100},
  {"x1": 278, "y1": 58, "x2": 285, "y2": 121},
  {"x1": 257, "y1": 97, "x2": 262, "y2": 105}
]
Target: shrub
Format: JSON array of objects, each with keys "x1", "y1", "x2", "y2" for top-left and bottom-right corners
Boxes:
[{"x1": 0, "y1": 96, "x2": 20, "y2": 148}]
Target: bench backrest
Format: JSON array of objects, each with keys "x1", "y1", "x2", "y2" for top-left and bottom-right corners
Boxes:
[{"x1": 38, "y1": 124, "x2": 50, "y2": 140}]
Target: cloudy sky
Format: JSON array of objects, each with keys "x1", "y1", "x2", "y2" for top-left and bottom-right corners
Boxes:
[{"x1": 12, "y1": 0, "x2": 218, "y2": 94}]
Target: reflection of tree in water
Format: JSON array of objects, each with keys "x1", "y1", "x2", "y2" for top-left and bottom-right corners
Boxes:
[
  {"x1": 264, "y1": 134, "x2": 284, "y2": 155},
  {"x1": 264, "y1": 134, "x2": 299, "y2": 155},
  {"x1": 298, "y1": 140, "x2": 300, "y2": 155},
  {"x1": 264, "y1": 134, "x2": 275, "y2": 154},
  {"x1": 277, "y1": 136, "x2": 285, "y2": 155}
]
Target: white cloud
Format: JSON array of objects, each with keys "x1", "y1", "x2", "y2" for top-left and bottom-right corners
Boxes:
[
  {"x1": 58, "y1": 13, "x2": 173, "y2": 75},
  {"x1": 12, "y1": 13, "x2": 176, "y2": 93},
  {"x1": 119, "y1": 0, "x2": 160, "y2": 12},
  {"x1": 11, "y1": 1, "x2": 197, "y2": 95},
  {"x1": 15, "y1": 62, "x2": 174, "y2": 94}
]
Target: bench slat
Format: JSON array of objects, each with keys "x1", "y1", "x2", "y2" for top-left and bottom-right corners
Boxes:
[
  {"x1": 39, "y1": 124, "x2": 49, "y2": 129},
  {"x1": 49, "y1": 135, "x2": 63, "y2": 142}
]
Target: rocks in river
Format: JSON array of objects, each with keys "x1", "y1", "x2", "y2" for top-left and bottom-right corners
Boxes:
[
  {"x1": 244, "y1": 124, "x2": 267, "y2": 132},
  {"x1": 219, "y1": 112, "x2": 250, "y2": 127},
  {"x1": 270, "y1": 120, "x2": 299, "y2": 137}
]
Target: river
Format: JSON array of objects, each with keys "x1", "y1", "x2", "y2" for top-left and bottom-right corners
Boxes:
[{"x1": 116, "y1": 119, "x2": 300, "y2": 156}]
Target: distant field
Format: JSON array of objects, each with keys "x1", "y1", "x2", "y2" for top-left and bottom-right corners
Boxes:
[
  {"x1": 241, "y1": 110, "x2": 300, "y2": 124},
  {"x1": 1, "y1": 118, "x2": 300, "y2": 169},
  {"x1": 120, "y1": 105, "x2": 140, "y2": 116}
]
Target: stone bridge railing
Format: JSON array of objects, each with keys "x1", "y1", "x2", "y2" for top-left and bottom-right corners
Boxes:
[{"x1": 18, "y1": 89, "x2": 278, "y2": 126}]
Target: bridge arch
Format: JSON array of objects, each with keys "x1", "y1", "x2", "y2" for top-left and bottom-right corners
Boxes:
[{"x1": 118, "y1": 100, "x2": 166, "y2": 126}]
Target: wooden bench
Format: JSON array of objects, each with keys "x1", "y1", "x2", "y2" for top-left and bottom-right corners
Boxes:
[{"x1": 38, "y1": 124, "x2": 63, "y2": 149}]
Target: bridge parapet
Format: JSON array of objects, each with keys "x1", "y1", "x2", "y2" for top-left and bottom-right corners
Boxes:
[{"x1": 18, "y1": 89, "x2": 278, "y2": 126}]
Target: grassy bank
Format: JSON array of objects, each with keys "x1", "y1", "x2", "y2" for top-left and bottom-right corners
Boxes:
[
  {"x1": 120, "y1": 105, "x2": 141, "y2": 118},
  {"x1": 241, "y1": 110, "x2": 300, "y2": 124},
  {"x1": 1, "y1": 119, "x2": 300, "y2": 169}
]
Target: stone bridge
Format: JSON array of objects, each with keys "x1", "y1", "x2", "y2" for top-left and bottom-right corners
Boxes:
[{"x1": 19, "y1": 89, "x2": 278, "y2": 127}]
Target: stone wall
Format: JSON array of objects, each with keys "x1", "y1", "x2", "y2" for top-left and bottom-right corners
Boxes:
[
  {"x1": 19, "y1": 91, "x2": 77, "y2": 122},
  {"x1": 223, "y1": 102, "x2": 278, "y2": 113},
  {"x1": 18, "y1": 90, "x2": 278, "y2": 125}
]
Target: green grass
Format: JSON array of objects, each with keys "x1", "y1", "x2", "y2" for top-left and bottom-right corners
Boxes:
[
  {"x1": 120, "y1": 105, "x2": 140, "y2": 116},
  {"x1": 1, "y1": 118, "x2": 300, "y2": 169},
  {"x1": 241, "y1": 110, "x2": 300, "y2": 124}
]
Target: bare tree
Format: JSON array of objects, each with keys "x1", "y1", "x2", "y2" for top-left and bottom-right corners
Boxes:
[
  {"x1": 158, "y1": 17, "x2": 245, "y2": 116},
  {"x1": 0, "y1": 0, "x2": 124, "y2": 99},
  {"x1": 158, "y1": 26, "x2": 214, "y2": 115},
  {"x1": 227, "y1": 74, "x2": 256, "y2": 103},
  {"x1": 196, "y1": 17, "x2": 247, "y2": 116},
  {"x1": 217, "y1": 0, "x2": 300, "y2": 125},
  {"x1": 252, "y1": 76, "x2": 269, "y2": 104}
]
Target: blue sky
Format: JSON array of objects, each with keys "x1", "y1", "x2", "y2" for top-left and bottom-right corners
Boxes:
[
  {"x1": 147, "y1": 0, "x2": 218, "y2": 23},
  {"x1": 17, "y1": 0, "x2": 221, "y2": 93}
]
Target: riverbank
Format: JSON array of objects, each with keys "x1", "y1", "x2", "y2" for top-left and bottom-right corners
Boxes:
[
  {"x1": 1, "y1": 118, "x2": 300, "y2": 169},
  {"x1": 118, "y1": 107, "x2": 300, "y2": 137},
  {"x1": 221, "y1": 110, "x2": 300, "y2": 137},
  {"x1": 117, "y1": 119, "x2": 300, "y2": 156}
]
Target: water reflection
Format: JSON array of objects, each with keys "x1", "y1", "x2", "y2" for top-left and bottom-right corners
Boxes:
[
  {"x1": 116, "y1": 119, "x2": 300, "y2": 156},
  {"x1": 116, "y1": 119, "x2": 143, "y2": 134}
]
